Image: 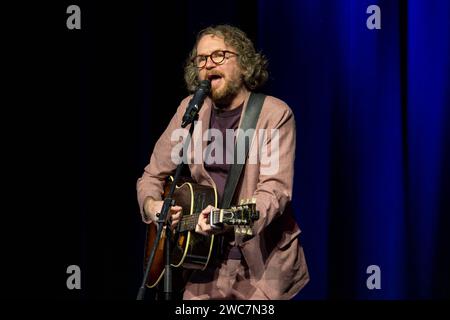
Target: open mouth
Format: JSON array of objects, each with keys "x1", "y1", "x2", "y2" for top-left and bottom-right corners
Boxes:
[{"x1": 207, "y1": 74, "x2": 223, "y2": 87}]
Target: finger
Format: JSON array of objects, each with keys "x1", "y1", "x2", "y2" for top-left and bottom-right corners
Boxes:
[
  {"x1": 172, "y1": 205, "x2": 183, "y2": 212},
  {"x1": 199, "y1": 221, "x2": 211, "y2": 232},
  {"x1": 172, "y1": 211, "x2": 182, "y2": 221},
  {"x1": 201, "y1": 205, "x2": 215, "y2": 215},
  {"x1": 195, "y1": 221, "x2": 207, "y2": 234},
  {"x1": 199, "y1": 213, "x2": 210, "y2": 225},
  {"x1": 202, "y1": 205, "x2": 214, "y2": 213}
]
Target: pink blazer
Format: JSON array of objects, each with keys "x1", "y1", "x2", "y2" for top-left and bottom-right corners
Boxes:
[{"x1": 137, "y1": 92, "x2": 309, "y2": 299}]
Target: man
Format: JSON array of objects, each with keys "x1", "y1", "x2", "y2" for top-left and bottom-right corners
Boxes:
[{"x1": 137, "y1": 25, "x2": 309, "y2": 299}]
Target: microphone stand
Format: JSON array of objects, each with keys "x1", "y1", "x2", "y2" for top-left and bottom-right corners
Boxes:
[{"x1": 136, "y1": 115, "x2": 198, "y2": 300}]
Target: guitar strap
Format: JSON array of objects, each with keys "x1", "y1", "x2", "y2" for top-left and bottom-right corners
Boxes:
[
  {"x1": 220, "y1": 92, "x2": 266, "y2": 209},
  {"x1": 215, "y1": 92, "x2": 265, "y2": 256}
]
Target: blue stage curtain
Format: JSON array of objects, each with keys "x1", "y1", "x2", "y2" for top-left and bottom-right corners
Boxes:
[{"x1": 256, "y1": 0, "x2": 450, "y2": 299}]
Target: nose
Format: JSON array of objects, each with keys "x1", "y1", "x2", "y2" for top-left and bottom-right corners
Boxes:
[{"x1": 204, "y1": 56, "x2": 216, "y2": 69}]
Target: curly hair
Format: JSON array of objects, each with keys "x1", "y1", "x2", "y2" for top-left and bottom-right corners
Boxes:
[{"x1": 184, "y1": 25, "x2": 269, "y2": 93}]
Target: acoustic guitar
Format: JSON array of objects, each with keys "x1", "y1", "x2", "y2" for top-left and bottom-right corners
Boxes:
[{"x1": 144, "y1": 177, "x2": 259, "y2": 288}]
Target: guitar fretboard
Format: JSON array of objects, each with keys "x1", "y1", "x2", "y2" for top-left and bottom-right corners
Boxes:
[
  {"x1": 177, "y1": 206, "x2": 255, "y2": 232},
  {"x1": 178, "y1": 212, "x2": 201, "y2": 232}
]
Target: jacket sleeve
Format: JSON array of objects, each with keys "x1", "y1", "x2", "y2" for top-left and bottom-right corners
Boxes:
[
  {"x1": 136, "y1": 99, "x2": 189, "y2": 222},
  {"x1": 251, "y1": 103, "x2": 296, "y2": 236}
]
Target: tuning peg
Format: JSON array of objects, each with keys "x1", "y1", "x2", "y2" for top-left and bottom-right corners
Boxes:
[
  {"x1": 234, "y1": 226, "x2": 241, "y2": 234},
  {"x1": 240, "y1": 199, "x2": 244, "y2": 205},
  {"x1": 246, "y1": 227, "x2": 253, "y2": 236},
  {"x1": 251, "y1": 197, "x2": 256, "y2": 204}
]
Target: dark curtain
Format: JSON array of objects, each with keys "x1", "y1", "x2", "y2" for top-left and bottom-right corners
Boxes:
[{"x1": 255, "y1": 0, "x2": 450, "y2": 299}]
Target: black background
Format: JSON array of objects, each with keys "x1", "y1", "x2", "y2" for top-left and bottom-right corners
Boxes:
[{"x1": 4, "y1": 1, "x2": 261, "y2": 299}]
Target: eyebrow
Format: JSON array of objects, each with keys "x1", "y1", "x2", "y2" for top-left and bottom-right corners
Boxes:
[{"x1": 196, "y1": 49, "x2": 227, "y2": 56}]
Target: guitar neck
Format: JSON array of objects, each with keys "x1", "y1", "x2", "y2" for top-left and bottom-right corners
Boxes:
[
  {"x1": 177, "y1": 204, "x2": 257, "y2": 233},
  {"x1": 178, "y1": 212, "x2": 202, "y2": 232}
]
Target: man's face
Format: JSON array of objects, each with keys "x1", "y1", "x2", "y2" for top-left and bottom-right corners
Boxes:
[{"x1": 196, "y1": 35, "x2": 243, "y2": 106}]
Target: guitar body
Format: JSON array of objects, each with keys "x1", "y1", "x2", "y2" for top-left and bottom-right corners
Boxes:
[{"x1": 144, "y1": 178, "x2": 217, "y2": 288}]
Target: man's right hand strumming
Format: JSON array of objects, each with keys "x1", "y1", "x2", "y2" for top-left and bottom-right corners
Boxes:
[{"x1": 143, "y1": 197, "x2": 182, "y2": 228}]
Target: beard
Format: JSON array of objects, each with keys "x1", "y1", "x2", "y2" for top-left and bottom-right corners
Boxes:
[{"x1": 210, "y1": 73, "x2": 243, "y2": 108}]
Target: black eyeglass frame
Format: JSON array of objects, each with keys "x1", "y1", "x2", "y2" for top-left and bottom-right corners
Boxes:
[{"x1": 192, "y1": 50, "x2": 239, "y2": 69}]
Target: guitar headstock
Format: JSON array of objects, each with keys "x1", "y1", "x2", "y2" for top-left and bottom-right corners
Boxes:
[{"x1": 210, "y1": 198, "x2": 259, "y2": 236}]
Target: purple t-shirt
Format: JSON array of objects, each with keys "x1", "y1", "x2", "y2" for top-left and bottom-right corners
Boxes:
[
  {"x1": 204, "y1": 103, "x2": 244, "y2": 260},
  {"x1": 204, "y1": 103, "x2": 243, "y2": 205}
]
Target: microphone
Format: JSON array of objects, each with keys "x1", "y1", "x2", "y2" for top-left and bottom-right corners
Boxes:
[{"x1": 181, "y1": 80, "x2": 211, "y2": 128}]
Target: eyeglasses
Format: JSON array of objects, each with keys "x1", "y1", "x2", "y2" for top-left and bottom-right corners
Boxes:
[{"x1": 192, "y1": 50, "x2": 238, "y2": 69}]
